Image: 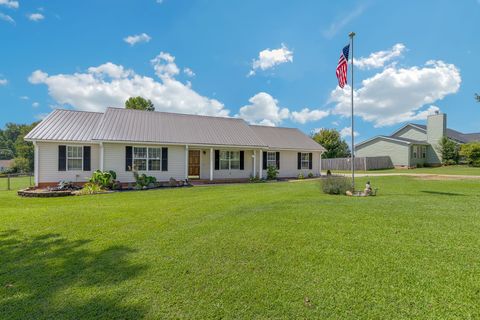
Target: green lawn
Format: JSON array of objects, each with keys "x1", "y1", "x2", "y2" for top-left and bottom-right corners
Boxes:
[
  {"x1": 0, "y1": 176, "x2": 33, "y2": 191},
  {"x1": 329, "y1": 164, "x2": 480, "y2": 176},
  {"x1": 1, "y1": 177, "x2": 480, "y2": 319}
]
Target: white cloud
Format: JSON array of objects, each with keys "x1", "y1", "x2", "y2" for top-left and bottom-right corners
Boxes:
[
  {"x1": 28, "y1": 13, "x2": 44, "y2": 21},
  {"x1": 330, "y1": 60, "x2": 461, "y2": 127},
  {"x1": 0, "y1": 0, "x2": 19, "y2": 9},
  {"x1": 0, "y1": 13, "x2": 15, "y2": 24},
  {"x1": 248, "y1": 44, "x2": 293, "y2": 76},
  {"x1": 0, "y1": 78, "x2": 7, "y2": 85},
  {"x1": 151, "y1": 52, "x2": 180, "y2": 78},
  {"x1": 340, "y1": 126, "x2": 359, "y2": 138},
  {"x1": 322, "y1": 4, "x2": 365, "y2": 39},
  {"x1": 355, "y1": 43, "x2": 406, "y2": 70},
  {"x1": 123, "y1": 33, "x2": 151, "y2": 46},
  {"x1": 238, "y1": 92, "x2": 290, "y2": 126},
  {"x1": 19, "y1": 95, "x2": 29, "y2": 100},
  {"x1": 290, "y1": 108, "x2": 329, "y2": 124},
  {"x1": 156, "y1": 0, "x2": 164, "y2": 3},
  {"x1": 28, "y1": 53, "x2": 229, "y2": 116},
  {"x1": 32, "y1": 101, "x2": 39, "y2": 108},
  {"x1": 183, "y1": 67, "x2": 195, "y2": 77},
  {"x1": 34, "y1": 113, "x2": 49, "y2": 120}
]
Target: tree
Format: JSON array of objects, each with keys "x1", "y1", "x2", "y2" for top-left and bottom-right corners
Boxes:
[
  {"x1": 437, "y1": 136, "x2": 459, "y2": 165},
  {"x1": 475, "y1": 93, "x2": 480, "y2": 103},
  {"x1": 125, "y1": 96, "x2": 155, "y2": 111},
  {"x1": 312, "y1": 129, "x2": 350, "y2": 159},
  {"x1": 460, "y1": 142, "x2": 480, "y2": 167},
  {"x1": 12, "y1": 157, "x2": 30, "y2": 173}
]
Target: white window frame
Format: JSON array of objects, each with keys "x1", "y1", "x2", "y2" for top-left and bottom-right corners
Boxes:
[
  {"x1": 301, "y1": 152, "x2": 310, "y2": 169},
  {"x1": 219, "y1": 150, "x2": 241, "y2": 170},
  {"x1": 67, "y1": 145, "x2": 83, "y2": 171},
  {"x1": 133, "y1": 146, "x2": 162, "y2": 171},
  {"x1": 267, "y1": 152, "x2": 276, "y2": 168},
  {"x1": 412, "y1": 146, "x2": 418, "y2": 159}
]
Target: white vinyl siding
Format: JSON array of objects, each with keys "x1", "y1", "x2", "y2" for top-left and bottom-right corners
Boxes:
[
  {"x1": 36, "y1": 142, "x2": 99, "y2": 184},
  {"x1": 103, "y1": 143, "x2": 185, "y2": 182},
  {"x1": 356, "y1": 138, "x2": 410, "y2": 166}
]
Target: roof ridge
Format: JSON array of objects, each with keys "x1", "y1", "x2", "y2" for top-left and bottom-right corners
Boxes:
[{"x1": 106, "y1": 107, "x2": 241, "y2": 121}]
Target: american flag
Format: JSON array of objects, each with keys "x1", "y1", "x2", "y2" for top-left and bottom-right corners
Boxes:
[{"x1": 336, "y1": 44, "x2": 350, "y2": 88}]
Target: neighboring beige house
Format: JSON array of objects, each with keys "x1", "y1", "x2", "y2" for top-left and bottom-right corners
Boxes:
[
  {"x1": 0, "y1": 159, "x2": 13, "y2": 172},
  {"x1": 25, "y1": 108, "x2": 325, "y2": 186},
  {"x1": 355, "y1": 112, "x2": 480, "y2": 167}
]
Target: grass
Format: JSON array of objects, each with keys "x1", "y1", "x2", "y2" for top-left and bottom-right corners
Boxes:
[
  {"x1": 0, "y1": 176, "x2": 33, "y2": 191},
  {"x1": 1, "y1": 176, "x2": 480, "y2": 318},
  {"x1": 329, "y1": 164, "x2": 480, "y2": 176}
]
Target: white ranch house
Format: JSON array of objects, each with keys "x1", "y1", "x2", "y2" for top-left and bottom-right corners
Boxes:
[{"x1": 25, "y1": 108, "x2": 325, "y2": 187}]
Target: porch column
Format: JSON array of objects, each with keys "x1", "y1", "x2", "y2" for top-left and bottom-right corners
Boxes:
[
  {"x1": 33, "y1": 141, "x2": 39, "y2": 186},
  {"x1": 253, "y1": 150, "x2": 256, "y2": 178},
  {"x1": 259, "y1": 150, "x2": 263, "y2": 179},
  {"x1": 319, "y1": 151, "x2": 322, "y2": 176},
  {"x1": 185, "y1": 145, "x2": 189, "y2": 180},
  {"x1": 99, "y1": 142, "x2": 104, "y2": 172},
  {"x1": 209, "y1": 148, "x2": 213, "y2": 181}
]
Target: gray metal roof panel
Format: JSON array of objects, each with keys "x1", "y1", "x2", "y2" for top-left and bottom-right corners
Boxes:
[
  {"x1": 249, "y1": 125, "x2": 325, "y2": 151},
  {"x1": 92, "y1": 108, "x2": 267, "y2": 147},
  {"x1": 24, "y1": 109, "x2": 103, "y2": 142}
]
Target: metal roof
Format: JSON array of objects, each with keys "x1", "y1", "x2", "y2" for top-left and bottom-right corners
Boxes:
[
  {"x1": 403, "y1": 123, "x2": 480, "y2": 143},
  {"x1": 24, "y1": 109, "x2": 103, "y2": 142},
  {"x1": 356, "y1": 135, "x2": 429, "y2": 149},
  {"x1": 92, "y1": 108, "x2": 267, "y2": 147},
  {"x1": 249, "y1": 125, "x2": 325, "y2": 151}
]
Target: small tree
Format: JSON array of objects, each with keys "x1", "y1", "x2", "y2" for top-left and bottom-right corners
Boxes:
[
  {"x1": 475, "y1": 93, "x2": 480, "y2": 103},
  {"x1": 437, "y1": 136, "x2": 459, "y2": 165},
  {"x1": 460, "y1": 142, "x2": 480, "y2": 167},
  {"x1": 266, "y1": 165, "x2": 278, "y2": 180},
  {"x1": 312, "y1": 129, "x2": 350, "y2": 159},
  {"x1": 12, "y1": 157, "x2": 30, "y2": 173},
  {"x1": 125, "y1": 96, "x2": 155, "y2": 111}
]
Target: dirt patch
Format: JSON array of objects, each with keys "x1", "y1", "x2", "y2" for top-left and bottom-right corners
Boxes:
[{"x1": 413, "y1": 174, "x2": 480, "y2": 181}]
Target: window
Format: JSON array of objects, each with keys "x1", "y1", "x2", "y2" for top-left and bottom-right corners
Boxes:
[
  {"x1": 267, "y1": 152, "x2": 276, "y2": 168},
  {"x1": 219, "y1": 150, "x2": 240, "y2": 170},
  {"x1": 148, "y1": 148, "x2": 161, "y2": 171},
  {"x1": 133, "y1": 147, "x2": 162, "y2": 171},
  {"x1": 412, "y1": 146, "x2": 418, "y2": 159},
  {"x1": 301, "y1": 153, "x2": 310, "y2": 169},
  {"x1": 421, "y1": 146, "x2": 426, "y2": 159},
  {"x1": 67, "y1": 146, "x2": 83, "y2": 171}
]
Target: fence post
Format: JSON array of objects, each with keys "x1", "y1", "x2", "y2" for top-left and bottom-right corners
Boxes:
[
  {"x1": 7, "y1": 174, "x2": 10, "y2": 191},
  {"x1": 29, "y1": 173, "x2": 32, "y2": 186}
]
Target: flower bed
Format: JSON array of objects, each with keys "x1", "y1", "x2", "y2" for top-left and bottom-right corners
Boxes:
[{"x1": 18, "y1": 187, "x2": 74, "y2": 198}]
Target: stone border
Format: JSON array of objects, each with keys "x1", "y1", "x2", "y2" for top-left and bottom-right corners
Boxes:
[{"x1": 17, "y1": 188, "x2": 74, "y2": 198}]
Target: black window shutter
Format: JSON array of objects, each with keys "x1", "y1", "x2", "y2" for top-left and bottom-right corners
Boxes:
[
  {"x1": 309, "y1": 153, "x2": 313, "y2": 169},
  {"x1": 161, "y1": 147, "x2": 168, "y2": 171},
  {"x1": 263, "y1": 151, "x2": 267, "y2": 170},
  {"x1": 214, "y1": 150, "x2": 220, "y2": 170},
  {"x1": 276, "y1": 152, "x2": 280, "y2": 170},
  {"x1": 58, "y1": 145, "x2": 66, "y2": 171},
  {"x1": 240, "y1": 151, "x2": 244, "y2": 170},
  {"x1": 83, "y1": 146, "x2": 91, "y2": 171},
  {"x1": 297, "y1": 152, "x2": 301, "y2": 170},
  {"x1": 125, "y1": 146, "x2": 133, "y2": 171}
]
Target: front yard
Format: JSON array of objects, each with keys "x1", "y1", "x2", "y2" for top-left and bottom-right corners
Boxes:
[{"x1": 1, "y1": 176, "x2": 480, "y2": 319}]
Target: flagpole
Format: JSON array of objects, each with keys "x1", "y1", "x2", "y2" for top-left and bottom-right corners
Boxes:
[{"x1": 349, "y1": 31, "x2": 355, "y2": 192}]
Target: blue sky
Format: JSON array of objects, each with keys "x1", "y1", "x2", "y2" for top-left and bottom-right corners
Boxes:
[{"x1": 0, "y1": 0, "x2": 479, "y2": 143}]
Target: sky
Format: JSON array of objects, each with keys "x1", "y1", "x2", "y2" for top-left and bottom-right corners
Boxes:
[{"x1": 0, "y1": 0, "x2": 479, "y2": 144}]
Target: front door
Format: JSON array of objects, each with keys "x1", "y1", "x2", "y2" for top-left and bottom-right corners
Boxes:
[{"x1": 188, "y1": 150, "x2": 200, "y2": 178}]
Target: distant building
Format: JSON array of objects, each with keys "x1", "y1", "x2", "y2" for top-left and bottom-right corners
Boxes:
[
  {"x1": 355, "y1": 113, "x2": 480, "y2": 168},
  {"x1": 0, "y1": 159, "x2": 13, "y2": 172}
]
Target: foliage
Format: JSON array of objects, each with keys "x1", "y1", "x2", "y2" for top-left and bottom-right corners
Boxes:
[
  {"x1": 89, "y1": 170, "x2": 117, "y2": 189},
  {"x1": 297, "y1": 172, "x2": 304, "y2": 179},
  {"x1": 249, "y1": 175, "x2": 262, "y2": 183},
  {"x1": 0, "y1": 121, "x2": 39, "y2": 171},
  {"x1": 437, "y1": 137, "x2": 459, "y2": 165},
  {"x1": 266, "y1": 165, "x2": 278, "y2": 180},
  {"x1": 77, "y1": 182, "x2": 104, "y2": 195},
  {"x1": 475, "y1": 93, "x2": 480, "y2": 102},
  {"x1": 125, "y1": 96, "x2": 155, "y2": 111},
  {"x1": 307, "y1": 172, "x2": 314, "y2": 178},
  {"x1": 11, "y1": 157, "x2": 30, "y2": 173},
  {"x1": 459, "y1": 142, "x2": 480, "y2": 167},
  {"x1": 320, "y1": 175, "x2": 351, "y2": 195},
  {"x1": 133, "y1": 169, "x2": 157, "y2": 188},
  {"x1": 312, "y1": 128, "x2": 350, "y2": 159}
]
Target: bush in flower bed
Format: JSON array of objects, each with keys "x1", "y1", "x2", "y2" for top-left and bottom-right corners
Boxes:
[{"x1": 320, "y1": 175, "x2": 351, "y2": 195}]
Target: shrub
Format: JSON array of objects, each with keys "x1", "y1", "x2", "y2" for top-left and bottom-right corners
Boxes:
[
  {"x1": 320, "y1": 176, "x2": 351, "y2": 195},
  {"x1": 437, "y1": 137, "x2": 460, "y2": 164},
  {"x1": 444, "y1": 159, "x2": 457, "y2": 166},
  {"x1": 266, "y1": 165, "x2": 278, "y2": 180},
  {"x1": 133, "y1": 170, "x2": 157, "y2": 188},
  {"x1": 297, "y1": 172, "x2": 304, "y2": 179},
  {"x1": 249, "y1": 175, "x2": 262, "y2": 183},
  {"x1": 307, "y1": 172, "x2": 314, "y2": 178},
  {"x1": 460, "y1": 142, "x2": 480, "y2": 167},
  {"x1": 78, "y1": 182, "x2": 104, "y2": 195},
  {"x1": 416, "y1": 163, "x2": 424, "y2": 168},
  {"x1": 90, "y1": 170, "x2": 117, "y2": 189}
]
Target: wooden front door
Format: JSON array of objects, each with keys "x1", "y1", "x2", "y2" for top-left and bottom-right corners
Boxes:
[{"x1": 188, "y1": 150, "x2": 200, "y2": 177}]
